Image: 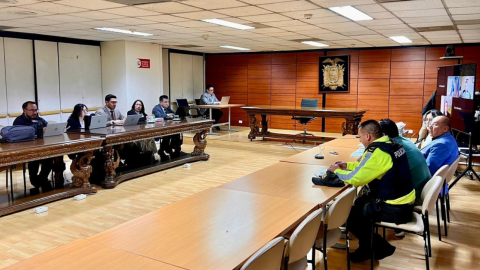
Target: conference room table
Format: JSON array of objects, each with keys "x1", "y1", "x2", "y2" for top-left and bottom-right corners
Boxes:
[
  {"x1": 241, "y1": 106, "x2": 367, "y2": 140},
  {"x1": 0, "y1": 133, "x2": 104, "y2": 216},
  {"x1": 190, "y1": 104, "x2": 244, "y2": 135},
  {"x1": 68, "y1": 119, "x2": 213, "y2": 188}
]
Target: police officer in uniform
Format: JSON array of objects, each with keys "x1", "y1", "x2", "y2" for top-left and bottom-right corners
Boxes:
[{"x1": 329, "y1": 120, "x2": 415, "y2": 262}]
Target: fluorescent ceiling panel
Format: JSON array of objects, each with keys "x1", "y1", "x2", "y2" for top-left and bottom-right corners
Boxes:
[
  {"x1": 389, "y1": 36, "x2": 412, "y2": 43},
  {"x1": 301, "y1": 41, "x2": 329, "y2": 47},
  {"x1": 329, "y1": 6, "x2": 373, "y2": 21},
  {"x1": 220, "y1": 45, "x2": 251, "y2": 50},
  {"x1": 94, "y1": 27, "x2": 154, "y2": 36},
  {"x1": 201, "y1": 18, "x2": 254, "y2": 30}
]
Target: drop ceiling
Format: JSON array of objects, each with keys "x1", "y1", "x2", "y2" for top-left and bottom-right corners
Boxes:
[{"x1": 0, "y1": 0, "x2": 479, "y2": 53}]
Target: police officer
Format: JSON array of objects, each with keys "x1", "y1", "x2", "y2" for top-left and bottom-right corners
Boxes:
[{"x1": 328, "y1": 120, "x2": 415, "y2": 262}]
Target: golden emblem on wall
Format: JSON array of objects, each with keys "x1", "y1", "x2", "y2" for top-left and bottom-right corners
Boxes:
[{"x1": 322, "y1": 58, "x2": 345, "y2": 90}]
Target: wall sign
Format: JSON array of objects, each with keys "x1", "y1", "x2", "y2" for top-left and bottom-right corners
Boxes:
[
  {"x1": 319, "y1": 55, "x2": 349, "y2": 93},
  {"x1": 137, "y1": 58, "x2": 150, "y2": 68}
]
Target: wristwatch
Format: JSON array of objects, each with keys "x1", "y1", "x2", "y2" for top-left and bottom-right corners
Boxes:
[{"x1": 110, "y1": 120, "x2": 114, "y2": 125}]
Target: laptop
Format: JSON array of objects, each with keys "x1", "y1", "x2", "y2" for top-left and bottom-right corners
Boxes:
[
  {"x1": 219, "y1": 96, "x2": 230, "y2": 105},
  {"x1": 89, "y1": 115, "x2": 108, "y2": 129},
  {"x1": 44, "y1": 122, "x2": 67, "y2": 137},
  {"x1": 176, "y1": 99, "x2": 189, "y2": 107},
  {"x1": 116, "y1": 114, "x2": 141, "y2": 126}
]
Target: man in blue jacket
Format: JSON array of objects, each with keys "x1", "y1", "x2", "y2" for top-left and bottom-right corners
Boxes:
[
  {"x1": 13, "y1": 101, "x2": 53, "y2": 194},
  {"x1": 421, "y1": 116, "x2": 459, "y2": 176},
  {"x1": 152, "y1": 95, "x2": 182, "y2": 161}
]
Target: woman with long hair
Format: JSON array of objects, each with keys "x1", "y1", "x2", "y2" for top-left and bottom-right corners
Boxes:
[
  {"x1": 416, "y1": 109, "x2": 443, "y2": 149},
  {"x1": 67, "y1": 103, "x2": 90, "y2": 130},
  {"x1": 127, "y1": 99, "x2": 147, "y2": 122}
]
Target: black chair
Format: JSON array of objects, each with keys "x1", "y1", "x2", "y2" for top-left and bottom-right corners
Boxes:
[
  {"x1": 175, "y1": 99, "x2": 190, "y2": 119},
  {"x1": 291, "y1": 99, "x2": 319, "y2": 137}
]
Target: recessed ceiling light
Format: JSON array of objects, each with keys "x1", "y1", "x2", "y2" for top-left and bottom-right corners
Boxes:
[
  {"x1": 94, "y1": 27, "x2": 154, "y2": 36},
  {"x1": 202, "y1": 19, "x2": 254, "y2": 30},
  {"x1": 329, "y1": 6, "x2": 373, "y2": 21},
  {"x1": 301, "y1": 41, "x2": 329, "y2": 47},
  {"x1": 220, "y1": 45, "x2": 251, "y2": 51},
  {"x1": 389, "y1": 36, "x2": 412, "y2": 43}
]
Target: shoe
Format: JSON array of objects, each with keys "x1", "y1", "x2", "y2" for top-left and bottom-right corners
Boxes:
[
  {"x1": 41, "y1": 182, "x2": 54, "y2": 192},
  {"x1": 394, "y1": 229, "x2": 405, "y2": 237},
  {"x1": 375, "y1": 243, "x2": 396, "y2": 260},
  {"x1": 30, "y1": 188, "x2": 40, "y2": 196},
  {"x1": 214, "y1": 126, "x2": 220, "y2": 131},
  {"x1": 349, "y1": 249, "x2": 371, "y2": 263}
]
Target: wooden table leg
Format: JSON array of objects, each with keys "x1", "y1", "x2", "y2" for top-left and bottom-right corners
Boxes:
[
  {"x1": 342, "y1": 118, "x2": 361, "y2": 135},
  {"x1": 102, "y1": 146, "x2": 119, "y2": 189},
  {"x1": 192, "y1": 130, "x2": 209, "y2": 158},
  {"x1": 70, "y1": 151, "x2": 95, "y2": 188},
  {"x1": 53, "y1": 156, "x2": 66, "y2": 188},
  {"x1": 260, "y1": 114, "x2": 268, "y2": 134},
  {"x1": 248, "y1": 114, "x2": 260, "y2": 140}
]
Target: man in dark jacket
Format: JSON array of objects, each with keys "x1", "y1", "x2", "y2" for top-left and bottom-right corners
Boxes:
[
  {"x1": 152, "y1": 95, "x2": 182, "y2": 161},
  {"x1": 13, "y1": 101, "x2": 53, "y2": 194}
]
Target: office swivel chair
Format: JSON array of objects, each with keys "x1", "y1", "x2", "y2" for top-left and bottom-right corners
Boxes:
[{"x1": 292, "y1": 99, "x2": 319, "y2": 137}]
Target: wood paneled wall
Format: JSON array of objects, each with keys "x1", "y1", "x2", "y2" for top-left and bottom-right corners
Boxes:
[{"x1": 206, "y1": 45, "x2": 480, "y2": 134}]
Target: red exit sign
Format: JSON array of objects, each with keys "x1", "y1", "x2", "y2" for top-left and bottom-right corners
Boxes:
[{"x1": 137, "y1": 59, "x2": 150, "y2": 68}]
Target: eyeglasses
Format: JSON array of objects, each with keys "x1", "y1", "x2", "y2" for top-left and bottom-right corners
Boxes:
[{"x1": 25, "y1": 109, "x2": 39, "y2": 113}]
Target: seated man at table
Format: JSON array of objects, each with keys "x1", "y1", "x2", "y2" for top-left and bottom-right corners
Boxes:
[
  {"x1": 379, "y1": 119, "x2": 431, "y2": 201},
  {"x1": 13, "y1": 101, "x2": 53, "y2": 194},
  {"x1": 152, "y1": 95, "x2": 182, "y2": 161},
  {"x1": 200, "y1": 85, "x2": 223, "y2": 130},
  {"x1": 421, "y1": 116, "x2": 459, "y2": 176},
  {"x1": 95, "y1": 94, "x2": 125, "y2": 125},
  {"x1": 329, "y1": 120, "x2": 415, "y2": 262}
]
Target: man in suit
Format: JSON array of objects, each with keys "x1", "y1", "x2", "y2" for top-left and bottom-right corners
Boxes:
[
  {"x1": 95, "y1": 94, "x2": 125, "y2": 125},
  {"x1": 13, "y1": 101, "x2": 53, "y2": 194},
  {"x1": 200, "y1": 85, "x2": 223, "y2": 130},
  {"x1": 152, "y1": 95, "x2": 182, "y2": 161}
]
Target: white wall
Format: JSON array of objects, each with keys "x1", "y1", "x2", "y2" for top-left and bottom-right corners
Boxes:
[
  {"x1": 101, "y1": 41, "x2": 163, "y2": 115},
  {"x1": 0, "y1": 38, "x2": 7, "y2": 126},
  {"x1": 4, "y1": 38, "x2": 35, "y2": 117},
  {"x1": 59, "y1": 43, "x2": 103, "y2": 118},
  {"x1": 169, "y1": 53, "x2": 204, "y2": 103},
  {"x1": 35, "y1": 40, "x2": 61, "y2": 123},
  {"x1": 162, "y1": 49, "x2": 169, "y2": 97}
]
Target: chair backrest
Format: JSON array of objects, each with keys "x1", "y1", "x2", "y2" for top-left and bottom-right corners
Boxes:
[
  {"x1": 422, "y1": 176, "x2": 444, "y2": 214},
  {"x1": 300, "y1": 99, "x2": 318, "y2": 108},
  {"x1": 195, "y1": 99, "x2": 201, "y2": 105},
  {"x1": 420, "y1": 165, "x2": 448, "y2": 203},
  {"x1": 445, "y1": 155, "x2": 460, "y2": 184},
  {"x1": 240, "y1": 237, "x2": 285, "y2": 270},
  {"x1": 324, "y1": 187, "x2": 356, "y2": 229},
  {"x1": 286, "y1": 208, "x2": 323, "y2": 263}
]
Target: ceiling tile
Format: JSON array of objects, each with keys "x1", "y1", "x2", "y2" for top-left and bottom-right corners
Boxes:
[
  {"x1": 369, "y1": 12, "x2": 396, "y2": 19},
  {"x1": 0, "y1": 0, "x2": 40, "y2": 7},
  {"x1": 358, "y1": 18, "x2": 404, "y2": 26},
  {"x1": 100, "y1": 6, "x2": 160, "y2": 16},
  {"x1": 409, "y1": 22, "x2": 453, "y2": 27},
  {"x1": 263, "y1": 19, "x2": 308, "y2": 27},
  {"x1": 6, "y1": 17, "x2": 62, "y2": 25},
  {"x1": 173, "y1": 11, "x2": 229, "y2": 20},
  {"x1": 52, "y1": 22, "x2": 98, "y2": 30},
  {"x1": 402, "y1": 16, "x2": 451, "y2": 24},
  {"x1": 302, "y1": 16, "x2": 349, "y2": 24},
  {"x1": 55, "y1": 0, "x2": 126, "y2": 10},
  {"x1": 137, "y1": 2, "x2": 201, "y2": 14},
  {"x1": 281, "y1": 8, "x2": 336, "y2": 20},
  {"x1": 214, "y1": 6, "x2": 272, "y2": 16},
  {"x1": 259, "y1": 1, "x2": 319, "y2": 12},
  {"x1": 20, "y1": 2, "x2": 87, "y2": 13},
  {"x1": 239, "y1": 13, "x2": 291, "y2": 23},
  {"x1": 355, "y1": 4, "x2": 387, "y2": 13},
  {"x1": 310, "y1": 0, "x2": 375, "y2": 8},
  {"x1": 367, "y1": 23, "x2": 411, "y2": 30},
  {"x1": 453, "y1": 14, "x2": 480, "y2": 20},
  {"x1": 383, "y1": 0, "x2": 444, "y2": 11},
  {"x1": 0, "y1": 20, "x2": 34, "y2": 28},
  {"x1": 448, "y1": 7, "x2": 480, "y2": 15},
  {"x1": 81, "y1": 20, "x2": 126, "y2": 27},
  {"x1": 70, "y1": 11, "x2": 126, "y2": 20},
  {"x1": 42, "y1": 14, "x2": 92, "y2": 22},
  {"x1": 458, "y1": 24, "x2": 480, "y2": 29},
  {"x1": 0, "y1": 6, "x2": 53, "y2": 16},
  {"x1": 393, "y1": 8, "x2": 448, "y2": 18},
  {"x1": 181, "y1": 0, "x2": 247, "y2": 9},
  {"x1": 240, "y1": 0, "x2": 293, "y2": 4},
  {"x1": 279, "y1": 25, "x2": 323, "y2": 31},
  {"x1": 141, "y1": 15, "x2": 190, "y2": 23},
  {"x1": 444, "y1": 0, "x2": 480, "y2": 8},
  {"x1": 169, "y1": 20, "x2": 216, "y2": 28},
  {"x1": 105, "y1": 17, "x2": 159, "y2": 25}
]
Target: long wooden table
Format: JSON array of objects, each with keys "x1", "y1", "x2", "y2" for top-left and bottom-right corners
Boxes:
[
  {"x1": 191, "y1": 104, "x2": 244, "y2": 135},
  {"x1": 0, "y1": 133, "x2": 104, "y2": 216},
  {"x1": 280, "y1": 144, "x2": 361, "y2": 166},
  {"x1": 87, "y1": 188, "x2": 319, "y2": 270},
  {"x1": 242, "y1": 106, "x2": 367, "y2": 141},
  {"x1": 69, "y1": 119, "x2": 213, "y2": 188},
  {"x1": 3, "y1": 239, "x2": 184, "y2": 270}
]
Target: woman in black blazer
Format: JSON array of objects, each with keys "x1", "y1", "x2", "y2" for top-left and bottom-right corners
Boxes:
[
  {"x1": 127, "y1": 99, "x2": 148, "y2": 122},
  {"x1": 67, "y1": 104, "x2": 91, "y2": 130}
]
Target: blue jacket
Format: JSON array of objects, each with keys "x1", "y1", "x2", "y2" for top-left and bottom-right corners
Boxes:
[
  {"x1": 152, "y1": 104, "x2": 174, "y2": 118},
  {"x1": 13, "y1": 114, "x2": 48, "y2": 138},
  {"x1": 421, "y1": 132, "x2": 459, "y2": 175}
]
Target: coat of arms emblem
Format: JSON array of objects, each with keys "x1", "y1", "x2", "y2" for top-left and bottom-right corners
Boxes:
[{"x1": 319, "y1": 55, "x2": 349, "y2": 93}]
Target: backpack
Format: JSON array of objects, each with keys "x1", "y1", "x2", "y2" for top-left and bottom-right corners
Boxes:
[{"x1": 0, "y1": 126, "x2": 36, "y2": 143}]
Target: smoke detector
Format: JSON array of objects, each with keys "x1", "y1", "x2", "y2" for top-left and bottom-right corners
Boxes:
[{"x1": 304, "y1": 14, "x2": 312, "y2": 19}]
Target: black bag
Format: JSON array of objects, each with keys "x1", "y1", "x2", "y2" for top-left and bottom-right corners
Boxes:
[
  {"x1": 312, "y1": 170, "x2": 345, "y2": 187},
  {"x1": 0, "y1": 126, "x2": 36, "y2": 143}
]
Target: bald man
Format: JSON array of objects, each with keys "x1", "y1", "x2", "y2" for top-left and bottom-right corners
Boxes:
[{"x1": 421, "y1": 116, "x2": 459, "y2": 175}]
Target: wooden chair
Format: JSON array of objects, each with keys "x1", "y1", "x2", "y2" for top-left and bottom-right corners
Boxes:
[
  {"x1": 240, "y1": 237, "x2": 285, "y2": 270},
  {"x1": 283, "y1": 209, "x2": 323, "y2": 270}
]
